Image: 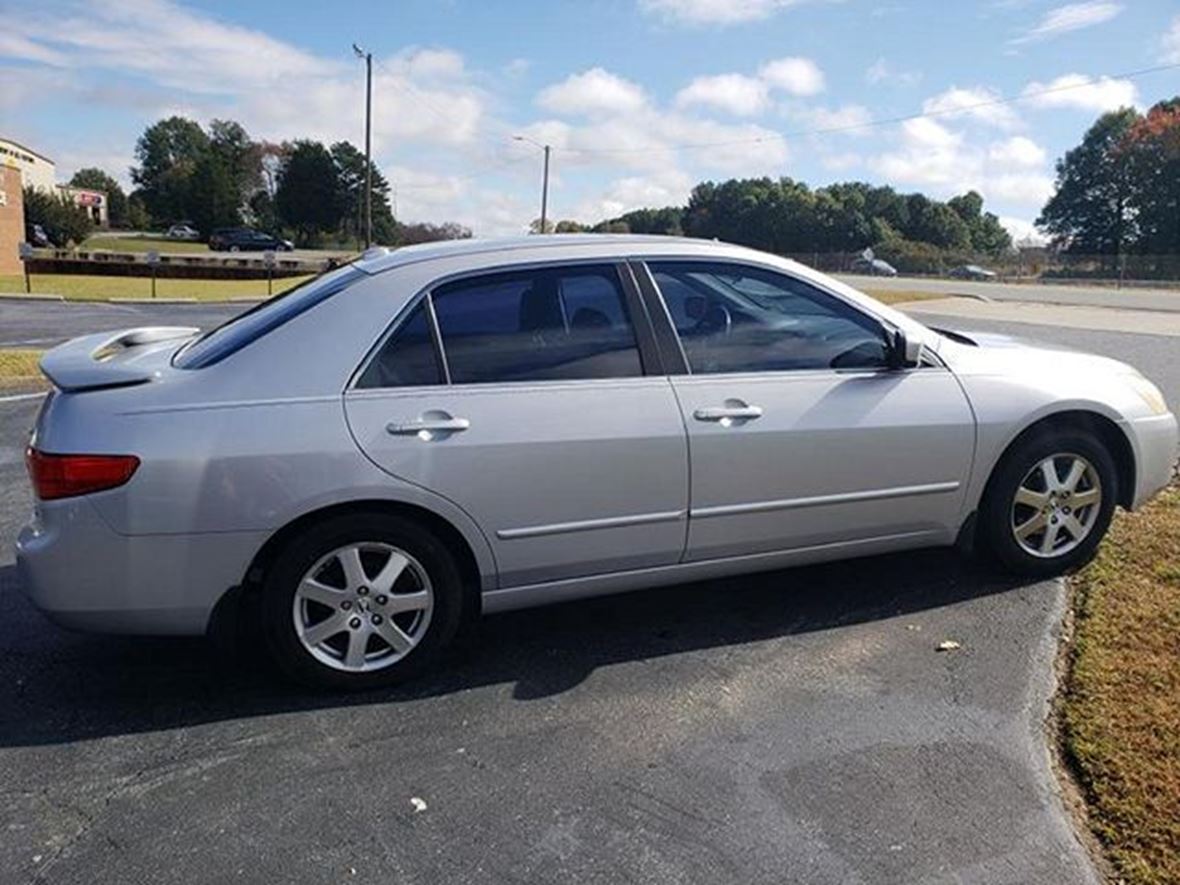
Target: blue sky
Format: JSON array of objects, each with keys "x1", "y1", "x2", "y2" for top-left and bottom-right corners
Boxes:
[{"x1": 2, "y1": 0, "x2": 1179, "y2": 239}]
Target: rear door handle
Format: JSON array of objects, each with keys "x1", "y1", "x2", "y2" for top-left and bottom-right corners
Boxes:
[
  {"x1": 693, "y1": 405, "x2": 763, "y2": 422},
  {"x1": 386, "y1": 414, "x2": 470, "y2": 436}
]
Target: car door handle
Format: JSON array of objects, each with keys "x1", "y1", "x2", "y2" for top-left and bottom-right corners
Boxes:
[
  {"x1": 693, "y1": 405, "x2": 763, "y2": 422},
  {"x1": 386, "y1": 416, "x2": 470, "y2": 435}
]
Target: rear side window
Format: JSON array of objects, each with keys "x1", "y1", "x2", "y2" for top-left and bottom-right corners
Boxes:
[
  {"x1": 175, "y1": 265, "x2": 364, "y2": 369},
  {"x1": 430, "y1": 264, "x2": 644, "y2": 384},
  {"x1": 356, "y1": 301, "x2": 443, "y2": 388}
]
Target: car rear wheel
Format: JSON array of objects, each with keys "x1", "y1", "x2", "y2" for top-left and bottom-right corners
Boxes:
[
  {"x1": 979, "y1": 429, "x2": 1117, "y2": 576},
  {"x1": 260, "y1": 513, "x2": 465, "y2": 689}
]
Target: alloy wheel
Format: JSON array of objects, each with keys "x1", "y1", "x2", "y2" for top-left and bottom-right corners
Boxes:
[
  {"x1": 292, "y1": 542, "x2": 433, "y2": 672},
  {"x1": 1010, "y1": 453, "x2": 1103, "y2": 559}
]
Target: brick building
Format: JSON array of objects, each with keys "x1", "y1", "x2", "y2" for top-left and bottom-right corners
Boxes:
[{"x1": 0, "y1": 165, "x2": 25, "y2": 275}]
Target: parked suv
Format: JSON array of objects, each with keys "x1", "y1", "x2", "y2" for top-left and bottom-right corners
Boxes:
[{"x1": 209, "y1": 228, "x2": 294, "y2": 252}]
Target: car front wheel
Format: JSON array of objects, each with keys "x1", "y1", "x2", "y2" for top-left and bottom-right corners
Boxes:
[
  {"x1": 979, "y1": 429, "x2": 1117, "y2": 576},
  {"x1": 261, "y1": 513, "x2": 465, "y2": 689}
]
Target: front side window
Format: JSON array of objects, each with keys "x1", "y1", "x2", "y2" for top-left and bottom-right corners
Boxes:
[
  {"x1": 647, "y1": 261, "x2": 889, "y2": 374},
  {"x1": 430, "y1": 264, "x2": 644, "y2": 384}
]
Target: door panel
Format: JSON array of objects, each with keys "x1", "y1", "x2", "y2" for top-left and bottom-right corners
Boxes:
[
  {"x1": 346, "y1": 261, "x2": 688, "y2": 588},
  {"x1": 637, "y1": 258, "x2": 975, "y2": 562},
  {"x1": 345, "y1": 380, "x2": 688, "y2": 586},
  {"x1": 672, "y1": 369, "x2": 975, "y2": 561}
]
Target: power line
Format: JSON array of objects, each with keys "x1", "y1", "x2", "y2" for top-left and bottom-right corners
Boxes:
[{"x1": 560, "y1": 62, "x2": 1180, "y2": 156}]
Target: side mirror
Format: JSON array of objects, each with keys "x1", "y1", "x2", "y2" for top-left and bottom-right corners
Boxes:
[{"x1": 885, "y1": 327, "x2": 923, "y2": 370}]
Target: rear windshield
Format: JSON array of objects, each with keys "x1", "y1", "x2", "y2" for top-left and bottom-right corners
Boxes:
[{"x1": 174, "y1": 265, "x2": 364, "y2": 369}]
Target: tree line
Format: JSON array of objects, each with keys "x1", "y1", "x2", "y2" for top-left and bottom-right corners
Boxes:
[
  {"x1": 28, "y1": 116, "x2": 473, "y2": 248},
  {"x1": 540, "y1": 180, "x2": 1013, "y2": 274}
]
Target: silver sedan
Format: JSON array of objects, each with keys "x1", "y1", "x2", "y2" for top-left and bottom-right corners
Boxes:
[{"x1": 16, "y1": 236, "x2": 1177, "y2": 688}]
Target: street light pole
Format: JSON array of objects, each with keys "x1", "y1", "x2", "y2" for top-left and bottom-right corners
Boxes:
[
  {"x1": 353, "y1": 43, "x2": 373, "y2": 248},
  {"x1": 540, "y1": 144, "x2": 550, "y2": 234},
  {"x1": 513, "y1": 135, "x2": 552, "y2": 234}
]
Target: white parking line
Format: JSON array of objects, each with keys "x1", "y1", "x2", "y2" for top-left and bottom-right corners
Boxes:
[{"x1": 0, "y1": 392, "x2": 47, "y2": 404}]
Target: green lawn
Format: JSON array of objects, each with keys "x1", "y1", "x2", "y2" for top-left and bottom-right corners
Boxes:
[
  {"x1": 0, "y1": 273, "x2": 311, "y2": 301},
  {"x1": 81, "y1": 234, "x2": 212, "y2": 254}
]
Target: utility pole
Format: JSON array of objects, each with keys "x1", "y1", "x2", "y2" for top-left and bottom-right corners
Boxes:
[
  {"x1": 353, "y1": 43, "x2": 374, "y2": 248},
  {"x1": 513, "y1": 135, "x2": 552, "y2": 233}
]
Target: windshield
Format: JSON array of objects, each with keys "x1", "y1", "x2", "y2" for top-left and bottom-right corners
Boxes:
[{"x1": 173, "y1": 265, "x2": 365, "y2": 369}]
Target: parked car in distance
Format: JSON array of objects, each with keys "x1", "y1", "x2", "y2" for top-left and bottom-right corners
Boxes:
[
  {"x1": 18, "y1": 236, "x2": 1177, "y2": 689},
  {"x1": 209, "y1": 227, "x2": 294, "y2": 252},
  {"x1": 849, "y1": 256, "x2": 898, "y2": 277},
  {"x1": 166, "y1": 223, "x2": 200, "y2": 241},
  {"x1": 949, "y1": 264, "x2": 997, "y2": 281},
  {"x1": 25, "y1": 223, "x2": 52, "y2": 248}
]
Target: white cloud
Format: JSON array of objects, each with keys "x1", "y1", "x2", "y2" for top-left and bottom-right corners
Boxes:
[
  {"x1": 537, "y1": 67, "x2": 648, "y2": 116},
  {"x1": 1161, "y1": 14, "x2": 1180, "y2": 63},
  {"x1": 922, "y1": 86, "x2": 1020, "y2": 129},
  {"x1": 999, "y1": 216, "x2": 1048, "y2": 246},
  {"x1": 870, "y1": 118, "x2": 1053, "y2": 209},
  {"x1": 760, "y1": 57, "x2": 825, "y2": 96},
  {"x1": 1010, "y1": 1, "x2": 1123, "y2": 45},
  {"x1": 0, "y1": 32, "x2": 67, "y2": 66},
  {"x1": 794, "y1": 104, "x2": 873, "y2": 132},
  {"x1": 675, "y1": 73, "x2": 769, "y2": 116},
  {"x1": 1021, "y1": 73, "x2": 1138, "y2": 112},
  {"x1": 865, "y1": 58, "x2": 920, "y2": 87},
  {"x1": 821, "y1": 151, "x2": 862, "y2": 171},
  {"x1": 639, "y1": 0, "x2": 810, "y2": 25},
  {"x1": 988, "y1": 136, "x2": 1046, "y2": 166}
]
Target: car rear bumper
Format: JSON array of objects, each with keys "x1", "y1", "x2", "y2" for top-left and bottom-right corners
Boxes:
[
  {"x1": 1125, "y1": 412, "x2": 1178, "y2": 510},
  {"x1": 15, "y1": 496, "x2": 268, "y2": 636}
]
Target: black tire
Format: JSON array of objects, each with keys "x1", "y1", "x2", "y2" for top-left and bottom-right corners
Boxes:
[
  {"x1": 260, "y1": 512, "x2": 465, "y2": 690},
  {"x1": 978, "y1": 428, "x2": 1118, "y2": 577}
]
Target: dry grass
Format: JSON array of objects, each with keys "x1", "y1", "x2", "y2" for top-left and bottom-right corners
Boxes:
[
  {"x1": 862, "y1": 288, "x2": 948, "y2": 306},
  {"x1": 0, "y1": 273, "x2": 312, "y2": 302},
  {"x1": 0, "y1": 349, "x2": 46, "y2": 392},
  {"x1": 1063, "y1": 482, "x2": 1180, "y2": 885}
]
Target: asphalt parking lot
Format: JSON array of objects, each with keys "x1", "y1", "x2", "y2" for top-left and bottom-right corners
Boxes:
[{"x1": 2, "y1": 293, "x2": 1176, "y2": 884}]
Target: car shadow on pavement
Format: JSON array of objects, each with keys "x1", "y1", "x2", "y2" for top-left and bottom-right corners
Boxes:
[{"x1": 0, "y1": 548, "x2": 1025, "y2": 748}]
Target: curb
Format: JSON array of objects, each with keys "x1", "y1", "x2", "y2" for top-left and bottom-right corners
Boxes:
[
  {"x1": 108, "y1": 297, "x2": 199, "y2": 304},
  {"x1": 0, "y1": 292, "x2": 66, "y2": 302}
]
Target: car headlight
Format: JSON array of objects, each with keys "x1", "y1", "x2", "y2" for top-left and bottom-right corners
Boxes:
[{"x1": 1125, "y1": 373, "x2": 1169, "y2": 416}]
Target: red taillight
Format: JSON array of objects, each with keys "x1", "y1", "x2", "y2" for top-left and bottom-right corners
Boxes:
[{"x1": 25, "y1": 448, "x2": 140, "y2": 500}]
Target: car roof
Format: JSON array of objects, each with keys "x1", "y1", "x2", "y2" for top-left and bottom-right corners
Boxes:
[{"x1": 353, "y1": 234, "x2": 759, "y2": 276}]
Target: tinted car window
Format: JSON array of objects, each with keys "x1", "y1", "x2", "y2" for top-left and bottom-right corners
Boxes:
[
  {"x1": 175, "y1": 265, "x2": 364, "y2": 369},
  {"x1": 431, "y1": 265, "x2": 643, "y2": 384},
  {"x1": 648, "y1": 261, "x2": 888, "y2": 374},
  {"x1": 356, "y1": 301, "x2": 443, "y2": 388}
]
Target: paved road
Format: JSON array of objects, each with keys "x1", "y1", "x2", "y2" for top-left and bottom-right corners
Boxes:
[
  {"x1": 14, "y1": 305, "x2": 1178, "y2": 882},
  {"x1": 837, "y1": 273, "x2": 1180, "y2": 312},
  {"x1": 0, "y1": 298, "x2": 242, "y2": 348}
]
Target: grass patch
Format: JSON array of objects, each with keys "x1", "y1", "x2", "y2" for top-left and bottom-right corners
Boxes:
[
  {"x1": 0, "y1": 273, "x2": 312, "y2": 302},
  {"x1": 1062, "y1": 481, "x2": 1180, "y2": 885},
  {"x1": 863, "y1": 289, "x2": 949, "y2": 306},
  {"x1": 82, "y1": 234, "x2": 211, "y2": 254},
  {"x1": 0, "y1": 349, "x2": 46, "y2": 392}
]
